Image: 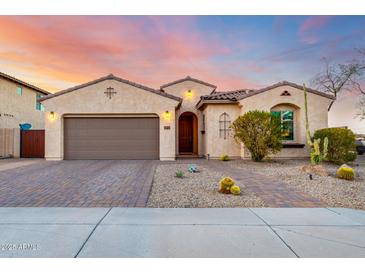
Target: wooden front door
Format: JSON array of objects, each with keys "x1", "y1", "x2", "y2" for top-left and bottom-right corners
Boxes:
[
  {"x1": 179, "y1": 115, "x2": 194, "y2": 153},
  {"x1": 21, "y1": 130, "x2": 45, "y2": 158}
]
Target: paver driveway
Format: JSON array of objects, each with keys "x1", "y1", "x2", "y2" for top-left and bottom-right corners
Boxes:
[{"x1": 0, "y1": 160, "x2": 157, "y2": 207}]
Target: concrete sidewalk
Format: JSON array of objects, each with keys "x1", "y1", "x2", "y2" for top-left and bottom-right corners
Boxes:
[{"x1": 0, "y1": 207, "x2": 365, "y2": 258}]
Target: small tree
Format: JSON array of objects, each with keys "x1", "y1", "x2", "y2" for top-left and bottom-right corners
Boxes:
[
  {"x1": 312, "y1": 56, "x2": 365, "y2": 111},
  {"x1": 232, "y1": 110, "x2": 282, "y2": 162}
]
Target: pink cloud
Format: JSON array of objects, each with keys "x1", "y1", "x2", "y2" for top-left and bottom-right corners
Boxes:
[
  {"x1": 0, "y1": 16, "x2": 249, "y2": 92},
  {"x1": 299, "y1": 16, "x2": 332, "y2": 44}
]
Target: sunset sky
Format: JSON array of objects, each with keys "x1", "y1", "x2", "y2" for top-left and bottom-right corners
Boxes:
[{"x1": 0, "y1": 16, "x2": 364, "y2": 133}]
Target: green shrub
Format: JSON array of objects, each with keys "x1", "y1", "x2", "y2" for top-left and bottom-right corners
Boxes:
[
  {"x1": 346, "y1": 151, "x2": 357, "y2": 162},
  {"x1": 232, "y1": 110, "x2": 282, "y2": 162},
  {"x1": 175, "y1": 170, "x2": 184, "y2": 178},
  {"x1": 314, "y1": 128, "x2": 356, "y2": 164},
  {"x1": 230, "y1": 185, "x2": 241, "y2": 195},
  {"x1": 337, "y1": 164, "x2": 355, "y2": 180},
  {"x1": 219, "y1": 154, "x2": 230, "y2": 161}
]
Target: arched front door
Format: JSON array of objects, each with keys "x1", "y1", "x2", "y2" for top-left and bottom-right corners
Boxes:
[{"x1": 178, "y1": 112, "x2": 198, "y2": 154}]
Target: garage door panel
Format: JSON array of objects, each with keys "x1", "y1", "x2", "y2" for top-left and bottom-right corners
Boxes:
[
  {"x1": 64, "y1": 117, "x2": 159, "y2": 160},
  {"x1": 66, "y1": 130, "x2": 158, "y2": 140},
  {"x1": 66, "y1": 140, "x2": 158, "y2": 151}
]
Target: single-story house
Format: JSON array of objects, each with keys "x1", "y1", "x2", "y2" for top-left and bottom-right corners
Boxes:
[{"x1": 39, "y1": 74, "x2": 334, "y2": 161}]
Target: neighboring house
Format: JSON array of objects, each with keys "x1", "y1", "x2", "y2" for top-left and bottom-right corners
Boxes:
[
  {"x1": 0, "y1": 71, "x2": 49, "y2": 158},
  {"x1": 0, "y1": 71, "x2": 50, "y2": 129},
  {"x1": 39, "y1": 74, "x2": 334, "y2": 161}
]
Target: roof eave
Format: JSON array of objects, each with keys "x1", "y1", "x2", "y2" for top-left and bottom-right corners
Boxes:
[
  {"x1": 39, "y1": 74, "x2": 182, "y2": 103},
  {"x1": 160, "y1": 76, "x2": 217, "y2": 90},
  {"x1": 0, "y1": 71, "x2": 50, "y2": 95},
  {"x1": 237, "y1": 81, "x2": 336, "y2": 101}
]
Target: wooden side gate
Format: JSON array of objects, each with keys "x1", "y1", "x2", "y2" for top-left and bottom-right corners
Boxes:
[{"x1": 21, "y1": 130, "x2": 45, "y2": 158}]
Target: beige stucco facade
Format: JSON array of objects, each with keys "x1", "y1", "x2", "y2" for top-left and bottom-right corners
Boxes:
[
  {"x1": 162, "y1": 80, "x2": 215, "y2": 156},
  {"x1": 0, "y1": 76, "x2": 47, "y2": 129},
  {"x1": 238, "y1": 85, "x2": 332, "y2": 159},
  {"x1": 202, "y1": 104, "x2": 242, "y2": 158},
  {"x1": 41, "y1": 78, "x2": 179, "y2": 160},
  {"x1": 41, "y1": 75, "x2": 333, "y2": 161}
]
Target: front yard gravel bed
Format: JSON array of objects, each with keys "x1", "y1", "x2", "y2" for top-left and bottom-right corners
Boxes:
[
  {"x1": 147, "y1": 163, "x2": 266, "y2": 208},
  {"x1": 229, "y1": 158, "x2": 365, "y2": 210}
]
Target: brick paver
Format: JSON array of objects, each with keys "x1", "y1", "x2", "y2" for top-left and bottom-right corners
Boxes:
[
  {"x1": 204, "y1": 160, "x2": 325, "y2": 207},
  {"x1": 0, "y1": 160, "x2": 157, "y2": 207}
]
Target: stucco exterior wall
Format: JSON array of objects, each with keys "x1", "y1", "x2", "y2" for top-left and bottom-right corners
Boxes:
[
  {"x1": 239, "y1": 85, "x2": 332, "y2": 158},
  {"x1": 203, "y1": 104, "x2": 241, "y2": 158},
  {"x1": 0, "y1": 77, "x2": 45, "y2": 129},
  {"x1": 163, "y1": 80, "x2": 215, "y2": 156},
  {"x1": 42, "y1": 79, "x2": 179, "y2": 160}
]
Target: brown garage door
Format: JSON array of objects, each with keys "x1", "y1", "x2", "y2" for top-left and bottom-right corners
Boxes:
[{"x1": 64, "y1": 117, "x2": 159, "y2": 160}]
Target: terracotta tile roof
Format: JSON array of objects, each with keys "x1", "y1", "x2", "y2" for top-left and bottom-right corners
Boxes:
[
  {"x1": 201, "y1": 89, "x2": 253, "y2": 101},
  {"x1": 39, "y1": 74, "x2": 182, "y2": 102},
  {"x1": 0, "y1": 71, "x2": 50, "y2": 95},
  {"x1": 160, "y1": 76, "x2": 217, "y2": 90}
]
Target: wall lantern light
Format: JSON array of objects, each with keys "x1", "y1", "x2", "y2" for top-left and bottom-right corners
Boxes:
[
  {"x1": 186, "y1": 89, "x2": 193, "y2": 99},
  {"x1": 49, "y1": 111, "x2": 55, "y2": 120},
  {"x1": 164, "y1": 110, "x2": 171, "y2": 121}
]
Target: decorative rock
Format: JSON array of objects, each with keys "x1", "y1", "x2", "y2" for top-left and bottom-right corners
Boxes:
[{"x1": 301, "y1": 164, "x2": 328, "y2": 177}]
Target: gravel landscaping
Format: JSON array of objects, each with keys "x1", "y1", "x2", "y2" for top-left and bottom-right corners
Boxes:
[
  {"x1": 229, "y1": 156, "x2": 365, "y2": 210},
  {"x1": 147, "y1": 163, "x2": 266, "y2": 208}
]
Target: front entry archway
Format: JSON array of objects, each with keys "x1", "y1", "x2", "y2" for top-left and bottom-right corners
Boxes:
[{"x1": 178, "y1": 112, "x2": 198, "y2": 154}]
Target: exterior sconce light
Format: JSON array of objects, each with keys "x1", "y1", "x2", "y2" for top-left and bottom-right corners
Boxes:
[
  {"x1": 186, "y1": 89, "x2": 193, "y2": 99},
  {"x1": 164, "y1": 110, "x2": 171, "y2": 121},
  {"x1": 49, "y1": 111, "x2": 55, "y2": 120}
]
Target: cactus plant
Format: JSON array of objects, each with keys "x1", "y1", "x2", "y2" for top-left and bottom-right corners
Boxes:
[
  {"x1": 304, "y1": 84, "x2": 329, "y2": 165},
  {"x1": 337, "y1": 164, "x2": 355, "y2": 180},
  {"x1": 219, "y1": 154, "x2": 230, "y2": 161},
  {"x1": 219, "y1": 177, "x2": 235, "y2": 194},
  {"x1": 230, "y1": 185, "x2": 241, "y2": 195}
]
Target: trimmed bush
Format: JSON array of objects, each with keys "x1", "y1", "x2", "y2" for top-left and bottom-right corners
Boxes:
[
  {"x1": 219, "y1": 154, "x2": 230, "y2": 161},
  {"x1": 337, "y1": 164, "x2": 355, "y2": 181},
  {"x1": 232, "y1": 110, "x2": 282, "y2": 162},
  {"x1": 314, "y1": 128, "x2": 356, "y2": 164},
  {"x1": 230, "y1": 185, "x2": 241, "y2": 195}
]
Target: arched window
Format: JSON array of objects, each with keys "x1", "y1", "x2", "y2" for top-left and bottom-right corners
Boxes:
[
  {"x1": 219, "y1": 112, "x2": 231, "y2": 139},
  {"x1": 271, "y1": 104, "x2": 299, "y2": 142},
  {"x1": 271, "y1": 110, "x2": 294, "y2": 141}
]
